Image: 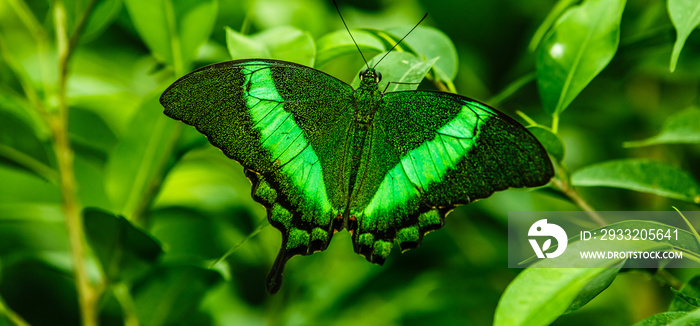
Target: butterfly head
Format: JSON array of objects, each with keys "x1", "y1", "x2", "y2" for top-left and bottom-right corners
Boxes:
[{"x1": 359, "y1": 68, "x2": 382, "y2": 84}]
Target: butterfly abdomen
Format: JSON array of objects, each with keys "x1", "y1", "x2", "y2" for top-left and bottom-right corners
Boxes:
[{"x1": 347, "y1": 120, "x2": 370, "y2": 195}]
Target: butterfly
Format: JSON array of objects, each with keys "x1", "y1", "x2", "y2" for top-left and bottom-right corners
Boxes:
[{"x1": 160, "y1": 27, "x2": 553, "y2": 295}]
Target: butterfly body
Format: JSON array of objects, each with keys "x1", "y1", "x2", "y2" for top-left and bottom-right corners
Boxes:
[{"x1": 161, "y1": 59, "x2": 553, "y2": 294}]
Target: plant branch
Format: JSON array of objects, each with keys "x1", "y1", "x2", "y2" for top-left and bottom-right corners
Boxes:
[
  {"x1": 0, "y1": 143, "x2": 59, "y2": 184},
  {"x1": 0, "y1": 294, "x2": 30, "y2": 326},
  {"x1": 53, "y1": 2, "x2": 98, "y2": 326},
  {"x1": 655, "y1": 269, "x2": 683, "y2": 290},
  {"x1": 488, "y1": 72, "x2": 536, "y2": 107},
  {"x1": 551, "y1": 170, "x2": 607, "y2": 227}
]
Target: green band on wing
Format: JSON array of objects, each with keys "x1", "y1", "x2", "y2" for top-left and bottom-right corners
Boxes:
[
  {"x1": 363, "y1": 105, "x2": 491, "y2": 218},
  {"x1": 242, "y1": 63, "x2": 333, "y2": 223}
]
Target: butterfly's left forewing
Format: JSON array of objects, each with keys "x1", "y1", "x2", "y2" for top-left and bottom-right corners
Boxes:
[
  {"x1": 160, "y1": 60, "x2": 355, "y2": 293},
  {"x1": 349, "y1": 91, "x2": 554, "y2": 263}
]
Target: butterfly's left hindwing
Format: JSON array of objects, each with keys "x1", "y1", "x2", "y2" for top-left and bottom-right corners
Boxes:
[
  {"x1": 160, "y1": 60, "x2": 355, "y2": 293},
  {"x1": 348, "y1": 91, "x2": 553, "y2": 263}
]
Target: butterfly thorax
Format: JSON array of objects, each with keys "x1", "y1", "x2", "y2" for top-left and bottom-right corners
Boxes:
[
  {"x1": 345, "y1": 68, "x2": 383, "y2": 215},
  {"x1": 354, "y1": 69, "x2": 382, "y2": 122}
]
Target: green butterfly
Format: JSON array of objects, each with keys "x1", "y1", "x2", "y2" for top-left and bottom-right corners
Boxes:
[{"x1": 161, "y1": 54, "x2": 553, "y2": 293}]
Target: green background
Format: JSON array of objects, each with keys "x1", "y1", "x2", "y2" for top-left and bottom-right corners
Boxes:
[{"x1": 1, "y1": 0, "x2": 699, "y2": 325}]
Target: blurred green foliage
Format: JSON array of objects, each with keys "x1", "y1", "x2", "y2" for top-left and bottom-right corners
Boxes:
[{"x1": 0, "y1": 0, "x2": 700, "y2": 325}]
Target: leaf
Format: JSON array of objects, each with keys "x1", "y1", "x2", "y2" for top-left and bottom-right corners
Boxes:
[
  {"x1": 316, "y1": 29, "x2": 386, "y2": 67},
  {"x1": 123, "y1": 0, "x2": 217, "y2": 72},
  {"x1": 105, "y1": 91, "x2": 180, "y2": 219},
  {"x1": 528, "y1": 0, "x2": 579, "y2": 51},
  {"x1": 495, "y1": 238, "x2": 670, "y2": 326},
  {"x1": 0, "y1": 203, "x2": 67, "y2": 255},
  {"x1": 153, "y1": 146, "x2": 263, "y2": 214},
  {"x1": 68, "y1": 106, "x2": 118, "y2": 155},
  {"x1": 148, "y1": 208, "x2": 227, "y2": 261},
  {"x1": 564, "y1": 266, "x2": 620, "y2": 313},
  {"x1": 668, "y1": 308, "x2": 700, "y2": 326},
  {"x1": 225, "y1": 26, "x2": 316, "y2": 67},
  {"x1": 224, "y1": 27, "x2": 268, "y2": 59},
  {"x1": 668, "y1": 0, "x2": 700, "y2": 72},
  {"x1": 572, "y1": 159, "x2": 700, "y2": 204},
  {"x1": 81, "y1": 0, "x2": 123, "y2": 41},
  {"x1": 132, "y1": 265, "x2": 221, "y2": 326},
  {"x1": 536, "y1": 0, "x2": 625, "y2": 116},
  {"x1": 624, "y1": 107, "x2": 700, "y2": 147},
  {"x1": 671, "y1": 276, "x2": 700, "y2": 311},
  {"x1": 316, "y1": 29, "x2": 387, "y2": 83},
  {"x1": 633, "y1": 312, "x2": 688, "y2": 326},
  {"x1": 387, "y1": 25, "x2": 459, "y2": 82},
  {"x1": 0, "y1": 109, "x2": 55, "y2": 183},
  {"x1": 0, "y1": 165, "x2": 60, "y2": 204},
  {"x1": 351, "y1": 52, "x2": 438, "y2": 92},
  {"x1": 83, "y1": 208, "x2": 163, "y2": 283},
  {"x1": 74, "y1": 155, "x2": 111, "y2": 208},
  {"x1": 527, "y1": 125, "x2": 565, "y2": 162}
]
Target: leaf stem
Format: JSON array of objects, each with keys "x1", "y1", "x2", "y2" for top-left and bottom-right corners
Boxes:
[
  {"x1": 656, "y1": 269, "x2": 683, "y2": 290},
  {"x1": 488, "y1": 72, "x2": 536, "y2": 106},
  {"x1": 0, "y1": 143, "x2": 59, "y2": 184},
  {"x1": 113, "y1": 283, "x2": 140, "y2": 326},
  {"x1": 0, "y1": 294, "x2": 30, "y2": 326},
  {"x1": 164, "y1": 0, "x2": 185, "y2": 75},
  {"x1": 130, "y1": 124, "x2": 182, "y2": 225},
  {"x1": 551, "y1": 164, "x2": 607, "y2": 226},
  {"x1": 6, "y1": 0, "x2": 53, "y2": 103},
  {"x1": 54, "y1": 2, "x2": 99, "y2": 325},
  {"x1": 515, "y1": 110, "x2": 538, "y2": 126}
]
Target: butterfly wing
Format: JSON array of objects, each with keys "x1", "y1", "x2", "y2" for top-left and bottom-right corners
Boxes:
[
  {"x1": 348, "y1": 90, "x2": 554, "y2": 263},
  {"x1": 160, "y1": 59, "x2": 355, "y2": 292}
]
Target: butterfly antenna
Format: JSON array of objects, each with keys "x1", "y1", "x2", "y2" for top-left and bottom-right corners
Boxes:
[
  {"x1": 333, "y1": 1, "x2": 370, "y2": 70},
  {"x1": 372, "y1": 12, "x2": 428, "y2": 69}
]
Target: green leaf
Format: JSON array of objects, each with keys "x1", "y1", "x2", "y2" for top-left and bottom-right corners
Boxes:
[
  {"x1": 668, "y1": 0, "x2": 700, "y2": 72},
  {"x1": 68, "y1": 106, "x2": 117, "y2": 155},
  {"x1": 671, "y1": 276, "x2": 700, "y2": 311},
  {"x1": 105, "y1": 91, "x2": 180, "y2": 219},
  {"x1": 633, "y1": 312, "x2": 688, "y2": 326},
  {"x1": 495, "y1": 238, "x2": 670, "y2": 326},
  {"x1": 0, "y1": 109, "x2": 55, "y2": 183},
  {"x1": 387, "y1": 25, "x2": 458, "y2": 82},
  {"x1": 572, "y1": 159, "x2": 700, "y2": 204},
  {"x1": 132, "y1": 265, "x2": 221, "y2": 326},
  {"x1": 528, "y1": 0, "x2": 579, "y2": 52},
  {"x1": 153, "y1": 146, "x2": 262, "y2": 214},
  {"x1": 351, "y1": 52, "x2": 438, "y2": 92},
  {"x1": 668, "y1": 308, "x2": 700, "y2": 326},
  {"x1": 224, "y1": 27, "x2": 267, "y2": 59},
  {"x1": 316, "y1": 29, "x2": 387, "y2": 83},
  {"x1": 527, "y1": 125, "x2": 565, "y2": 162},
  {"x1": 0, "y1": 203, "x2": 67, "y2": 255},
  {"x1": 624, "y1": 107, "x2": 700, "y2": 147},
  {"x1": 225, "y1": 26, "x2": 316, "y2": 67},
  {"x1": 536, "y1": 0, "x2": 625, "y2": 116},
  {"x1": 83, "y1": 208, "x2": 163, "y2": 283},
  {"x1": 123, "y1": 0, "x2": 217, "y2": 73},
  {"x1": 148, "y1": 208, "x2": 227, "y2": 261},
  {"x1": 81, "y1": 0, "x2": 123, "y2": 41},
  {"x1": 74, "y1": 155, "x2": 111, "y2": 208}
]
